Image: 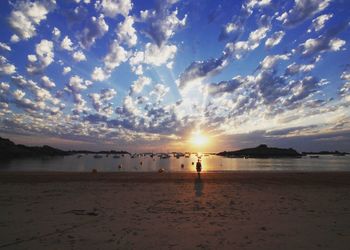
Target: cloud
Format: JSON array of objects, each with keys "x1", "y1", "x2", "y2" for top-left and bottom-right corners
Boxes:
[
  {"x1": 225, "y1": 26, "x2": 270, "y2": 59},
  {"x1": 308, "y1": 13, "x2": 333, "y2": 32},
  {"x1": 89, "y1": 88, "x2": 117, "y2": 114},
  {"x1": 150, "y1": 84, "x2": 170, "y2": 101},
  {"x1": 258, "y1": 54, "x2": 290, "y2": 70},
  {"x1": 52, "y1": 27, "x2": 61, "y2": 39},
  {"x1": 41, "y1": 75, "x2": 56, "y2": 89},
  {"x1": 285, "y1": 62, "x2": 315, "y2": 76},
  {"x1": 0, "y1": 42, "x2": 11, "y2": 52},
  {"x1": 95, "y1": 0, "x2": 132, "y2": 18},
  {"x1": 27, "y1": 39, "x2": 54, "y2": 74},
  {"x1": 144, "y1": 43, "x2": 177, "y2": 66},
  {"x1": 60, "y1": 36, "x2": 74, "y2": 51},
  {"x1": 72, "y1": 51, "x2": 87, "y2": 62},
  {"x1": 339, "y1": 70, "x2": 350, "y2": 97},
  {"x1": 278, "y1": 0, "x2": 331, "y2": 27},
  {"x1": 103, "y1": 40, "x2": 129, "y2": 72},
  {"x1": 301, "y1": 37, "x2": 345, "y2": 57},
  {"x1": 177, "y1": 55, "x2": 228, "y2": 89},
  {"x1": 0, "y1": 56, "x2": 16, "y2": 75},
  {"x1": 142, "y1": 2, "x2": 187, "y2": 46},
  {"x1": 265, "y1": 31, "x2": 285, "y2": 49},
  {"x1": 130, "y1": 76, "x2": 151, "y2": 95},
  {"x1": 67, "y1": 75, "x2": 91, "y2": 93},
  {"x1": 91, "y1": 67, "x2": 109, "y2": 81},
  {"x1": 244, "y1": 0, "x2": 272, "y2": 11},
  {"x1": 79, "y1": 15, "x2": 109, "y2": 49},
  {"x1": 8, "y1": 0, "x2": 56, "y2": 40},
  {"x1": 117, "y1": 15, "x2": 137, "y2": 47},
  {"x1": 219, "y1": 0, "x2": 271, "y2": 42},
  {"x1": 62, "y1": 66, "x2": 71, "y2": 75},
  {"x1": 208, "y1": 76, "x2": 246, "y2": 96}
]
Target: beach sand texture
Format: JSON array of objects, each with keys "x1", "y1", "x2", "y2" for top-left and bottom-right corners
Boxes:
[{"x1": 1, "y1": 172, "x2": 350, "y2": 249}]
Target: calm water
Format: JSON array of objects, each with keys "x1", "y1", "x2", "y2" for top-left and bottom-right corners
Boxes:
[{"x1": 1, "y1": 154, "x2": 350, "y2": 172}]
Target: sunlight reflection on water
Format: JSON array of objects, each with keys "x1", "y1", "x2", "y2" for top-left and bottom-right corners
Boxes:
[{"x1": 1, "y1": 154, "x2": 350, "y2": 172}]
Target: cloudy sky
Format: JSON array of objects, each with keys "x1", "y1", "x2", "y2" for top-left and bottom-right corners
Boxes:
[{"x1": 0, "y1": 0, "x2": 349, "y2": 152}]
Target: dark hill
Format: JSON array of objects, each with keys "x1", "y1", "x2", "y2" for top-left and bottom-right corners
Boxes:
[
  {"x1": 217, "y1": 144, "x2": 301, "y2": 158},
  {"x1": 0, "y1": 137, "x2": 68, "y2": 160}
]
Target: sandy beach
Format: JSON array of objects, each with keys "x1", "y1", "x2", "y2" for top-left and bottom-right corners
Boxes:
[{"x1": 1, "y1": 171, "x2": 350, "y2": 250}]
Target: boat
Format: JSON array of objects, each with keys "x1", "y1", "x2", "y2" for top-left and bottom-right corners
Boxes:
[
  {"x1": 159, "y1": 153, "x2": 171, "y2": 159},
  {"x1": 310, "y1": 155, "x2": 320, "y2": 158},
  {"x1": 113, "y1": 155, "x2": 120, "y2": 158},
  {"x1": 94, "y1": 154, "x2": 103, "y2": 159}
]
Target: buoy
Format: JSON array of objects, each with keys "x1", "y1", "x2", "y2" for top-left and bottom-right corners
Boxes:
[
  {"x1": 192, "y1": 162, "x2": 194, "y2": 165},
  {"x1": 140, "y1": 161, "x2": 143, "y2": 165},
  {"x1": 118, "y1": 164, "x2": 122, "y2": 169},
  {"x1": 92, "y1": 169, "x2": 97, "y2": 174},
  {"x1": 181, "y1": 164, "x2": 184, "y2": 168},
  {"x1": 158, "y1": 168, "x2": 165, "y2": 173}
]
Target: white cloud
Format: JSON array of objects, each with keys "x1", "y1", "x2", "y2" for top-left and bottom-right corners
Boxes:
[
  {"x1": 103, "y1": 40, "x2": 129, "y2": 71},
  {"x1": 10, "y1": 34, "x2": 20, "y2": 43},
  {"x1": 150, "y1": 83, "x2": 170, "y2": 101},
  {"x1": 130, "y1": 76, "x2": 151, "y2": 95},
  {"x1": 144, "y1": 43, "x2": 177, "y2": 66},
  {"x1": 265, "y1": 31, "x2": 285, "y2": 49},
  {"x1": 0, "y1": 56, "x2": 16, "y2": 75},
  {"x1": 80, "y1": 15, "x2": 109, "y2": 48},
  {"x1": 52, "y1": 27, "x2": 61, "y2": 38},
  {"x1": 302, "y1": 37, "x2": 346, "y2": 56},
  {"x1": 245, "y1": 0, "x2": 272, "y2": 11},
  {"x1": 91, "y1": 67, "x2": 108, "y2": 81},
  {"x1": 308, "y1": 14, "x2": 333, "y2": 33},
  {"x1": 8, "y1": 0, "x2": 56, "y2": 40},
  {"x1": 89, "y1": 88, "x2": 117, "y2": 114},
  {"x1": 259, "y1": 54, "x2": 290, "y2": 70},
  {"x1": 63, "y1": 66, "x2": 72, "y2": 75},
  {"x1": 13, "y1": 89, "x2": 26, "y2": 100},
  {"x1": 67, "y1": 75, "x2": 90, "y2": 92},
  {"x1": 73, "y1": 51, "x2": 87, "y2": 62},
  {"x1": 27, "y1": 39, "x2": 54, "y2": 74},
  {"x1": 285, "y1": 62, "x2": 315, "y2": 75},
  {"x1": 117, "y1": 16, "x2": 137, "y2": 47},
  {"x1": 278, "y1": 0, "x2": 331, "y2": 27},
  {"x1": 95, "y1": 0, "x2": 132, "y2": 17},
  {"x1": 61, "y1": 36, "x2": 74, "y2": 51},
  {"x1": 0, "y1": 42, "x2": 11, "y2": 52},
  {"x1": 41, "y1": 76, "x2": 56, "y2": 89},
  {"x1": 144, "y1": 7, "x2": 187, "y2": 47},
  {"x1": 225, "y1": 26, "x2": 270, "y2": 59}
]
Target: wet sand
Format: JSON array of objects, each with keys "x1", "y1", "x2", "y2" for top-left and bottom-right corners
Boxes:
[{"x1": 1, "y1": 171, "x2": 350, "y2": 249}]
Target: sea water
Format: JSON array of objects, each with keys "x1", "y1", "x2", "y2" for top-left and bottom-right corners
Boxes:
[{"x1": 1, "y1": 154, "x2": 350, "y2": 172}]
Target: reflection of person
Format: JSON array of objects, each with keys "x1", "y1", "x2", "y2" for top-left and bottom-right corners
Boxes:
[
  {"x1": 196, "y1": 159, "x2": 202, "y2": 177},
  {"x1": 194, "y1": 175, "x2": 203, "y2": 197}
]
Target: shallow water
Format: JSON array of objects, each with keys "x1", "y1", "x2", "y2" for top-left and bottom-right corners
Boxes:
[{"x1": 1, "y1": 154, "x2": 350, "y2": 172}]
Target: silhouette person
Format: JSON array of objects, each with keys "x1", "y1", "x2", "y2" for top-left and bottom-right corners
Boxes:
[{"x1": 196, "y1": 159, "x2": 202, "y2": 178}]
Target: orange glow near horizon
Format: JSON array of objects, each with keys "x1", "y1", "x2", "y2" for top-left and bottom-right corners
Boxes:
[{"x1": 190, "y1": 131, "x2": 209, "y2": 148}]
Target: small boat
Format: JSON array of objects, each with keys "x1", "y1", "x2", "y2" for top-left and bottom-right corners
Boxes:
[
  {"x1": 160, "y1": 154, "x2": 171, "y2": 159},
  {"x1": 310, "y1": 155, "x2": 320, "y2": 158},
  {"x1": 77, "y1": 155, "x2": 83, "y2": 158},
  {"x1": 113, "y1": 155, "x2": 120, "y2": 158},
  {"x1": 94, "y1": 155, "x2": 103, "y2": 159}
]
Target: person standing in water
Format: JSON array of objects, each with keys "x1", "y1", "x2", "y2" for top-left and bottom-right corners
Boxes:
[{"x1": 196, "y1": 159, "x2": 202, "y2": 177}]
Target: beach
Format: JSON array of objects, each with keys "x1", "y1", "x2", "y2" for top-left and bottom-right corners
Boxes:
[{"x1": 1, "y1": 172, "x2": 350, "y2": 250}]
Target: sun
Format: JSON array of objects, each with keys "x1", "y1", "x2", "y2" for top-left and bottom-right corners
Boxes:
[{"x1": 190, "y1": 131, "x2": 209, "y2": 146}]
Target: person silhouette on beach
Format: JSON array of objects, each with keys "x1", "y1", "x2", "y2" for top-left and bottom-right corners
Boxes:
[{"x1": 196, "y1": 159, "x2": 202, "y2": 177}]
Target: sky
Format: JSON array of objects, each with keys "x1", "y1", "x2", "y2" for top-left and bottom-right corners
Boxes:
[{"x1": 0, "y1": 0, "x2": 349, "y2": 152}]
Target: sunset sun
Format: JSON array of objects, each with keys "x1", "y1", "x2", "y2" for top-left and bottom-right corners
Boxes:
[{"x1": 190, "y1": 131, "x2": 209, "y2": 147}]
